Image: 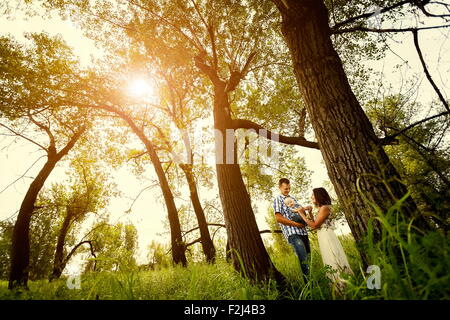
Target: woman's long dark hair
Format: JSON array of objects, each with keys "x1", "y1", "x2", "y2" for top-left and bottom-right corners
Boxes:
[{"x1": 313, "y1": 187, "x2": 332, "y2": 207}]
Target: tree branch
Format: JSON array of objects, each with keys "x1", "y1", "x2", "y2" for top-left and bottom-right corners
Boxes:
[
  {"x1": 247, "y1": 61, "x2": 291, "y2": 74},
  {"x1": 381, "y1": 111, "x2": 450, "y2": 144},
  {"x1": 194, "y1": 53, "x2": 224, "y2": 87},
  {"x1": 412, "y1": 29, "x2": 450, "y2": 112},
  {"x1": 125, "y1": 183, "x2": 159, "y2": 214},
  {"x1": 259, "y1": 229, "x2": 282, "y2": 234},
  {"x1": 63, "y1": 240, "x2": 96, "y2": 266},
  {"x1": 184, "y1": 237, "x2": 202, "y2": 248},
  {"x1": 0, "y1": 122, "x2": 48, "y2": 152},
  {"x1": 0, "y1": 154, "x2": 47, "y2": 195},
  {"x1": 182, "y1": 223, "x2": 226, "y2": 236},
  {"x1": 416, "y1": 1, "x2": 450, "y2": 21},
  {"x1": 27, "y1": 111, "x2": 57, "y2": 155},
  {"x1": 55, "y1": 125, "x2": 87, "y2": 160},
  {"x1": 331, "y1": 0, "x2": 413, "y2": 31},
  {"x1": 190, "y1": 0, "x2": 218, "y2": 70},
  {"x1": 225, "y1": 52, "x2": 257, "y2": 93},
  {"x1": 124, "y1": 0, "x2": 205, "y2": 52},
  {"x1": 182, "y1": 223, "x2": 282, "y2": 238},
  {"x1": 127, "y1": 151, "x2": 147, "y2": 161},
  {"x1": 231, "y1": 118, "x2": 320, "y2": 149},
  {"x1": 332, "y1": 24, "x2": 450, "y2": 34}
]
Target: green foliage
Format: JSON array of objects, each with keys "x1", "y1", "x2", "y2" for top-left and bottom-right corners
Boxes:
[
  {"x1": 0, "y1": 156, "x2": 114, "y2": 280},
  {"x1": 0, "y1": 221, "x2": 13, "y2": 279},
  {"x1": 241, "y1": 143, "x2": 312, "y2": 202},
  {"x1": 0, "y1": 32, "x2": 90, "y2": 120},
  {"x1": 0, "y1": 261, "x2": 279, "y2": 300},
  {"x1": 366, "y1": 94, "x2": 450, "y2": 228},
  {"x1": 345, "y1": 188, "x2": 450, "y2": 300},
  {"x1": 264, "y1": 207, "x2": 291, "y2": 256},
  {"x1": 146, "y1": 240, "x2": 172, "y2": 270},
  {"x1": 82, "y1": 222, "x2": 138, "y2": 273},
  {"x1": 0, "y1": 206, "x2": 59, "y2": 281}
]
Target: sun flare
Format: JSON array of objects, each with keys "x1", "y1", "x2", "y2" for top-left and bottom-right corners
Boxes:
[{"x1": 128, "y1": 77, "x2": 154, "y2": 98}]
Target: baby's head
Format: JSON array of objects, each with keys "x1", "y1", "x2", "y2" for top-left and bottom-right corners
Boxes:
[{"x1": 284, "y1": 197, "x2": 295, "y2": 208}]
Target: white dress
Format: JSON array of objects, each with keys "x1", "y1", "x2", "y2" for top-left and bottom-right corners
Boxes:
[{"x1": 316, "y1": 206, "x2": 353, "y2": 286}]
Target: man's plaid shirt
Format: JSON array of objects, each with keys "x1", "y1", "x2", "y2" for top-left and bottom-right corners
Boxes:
[{"x1": 273, "y1": 194, "x2": 308, "y2": 239}]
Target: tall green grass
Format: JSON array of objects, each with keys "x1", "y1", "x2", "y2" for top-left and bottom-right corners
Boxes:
[
  {"x1": 0, "y1": 262, "x2": 280, "y2": 300},
  {"x1": 0, "y1": 193, "x2": 448, "y2": 300},
  {"x1": 342, "y1": 189, "x2": 450, "y2": 300}
]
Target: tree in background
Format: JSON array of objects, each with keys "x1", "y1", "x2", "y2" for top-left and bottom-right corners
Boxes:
[
  {"x1": 82, "y1": 222, "x2": 138, "y2": 273},
  {"x1": 367, "y1": 94, "x2": 449, "y2": 229},
  {"x1": 0, "y1": 148, "x2": 115, "y2": 281},
  {"x1": 123, "y1": 43, "x2": 218, "y2": 263},
  {"x1": 40, "y1": 0, "x2": 314, "y2": 284},
  {"x1": 0, "y1": 204, "x2": 58, "y2": 281},
  {"x1": 145, "y1": 240, "x2": 172, "y2": 270},
  {"x1": 0, "y1": 33, "x2": 91, "y2": 289},
  {"x1": 49, "y1": 155, "x2": 115, "y2": 280}
]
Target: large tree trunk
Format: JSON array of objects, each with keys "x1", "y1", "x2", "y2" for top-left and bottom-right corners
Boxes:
[
  {"x1": 179, "y1": 163, "x2": 216, "y2": 263},
  {"x1": 213, "y1": 86, "x2": 284, "y2": 283},
  {"x1": 8, "y1": 157, "x2": 59, "y2": 289},
  {"x1": 49, "y1": 210, "x2": 73, "y2": 281},
  {"x1": 272, "y1": 0, "x2": 429, "y2": 264}
]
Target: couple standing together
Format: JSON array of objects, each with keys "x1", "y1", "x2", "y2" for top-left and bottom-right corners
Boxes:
[{"x1": 273, "y1": 178, "x2": 353, "y2": 286}]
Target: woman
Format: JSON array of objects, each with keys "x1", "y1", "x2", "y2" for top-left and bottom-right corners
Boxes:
[{"x1": 294, "y1": 187, "x2": 353, "y2": 289}]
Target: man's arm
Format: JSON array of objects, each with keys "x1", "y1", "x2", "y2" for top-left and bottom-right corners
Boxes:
[{"x1": 275, "y1": 213, "x2": 305, "y2": 228}]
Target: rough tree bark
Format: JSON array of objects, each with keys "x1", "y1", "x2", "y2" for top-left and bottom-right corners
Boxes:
[
  {"x1": 213, "y1": 80, "x2": 284, "y2": 282},
  {"x1": 271, "y1": 0, "x2": 430, "y2": 264},
  {"x1": 8, "y1": 126, "x2": 86, "y2": 289}
]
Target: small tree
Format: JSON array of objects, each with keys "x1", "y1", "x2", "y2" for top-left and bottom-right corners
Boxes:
[
  {"x1": 82, "y1": 222, "x2": 138, "y2": 273},
  {"x1": 49, "y1": 157, "x2": 114, "y2": 280}
]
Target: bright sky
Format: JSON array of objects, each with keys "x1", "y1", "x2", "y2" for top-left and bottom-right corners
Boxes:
[{"x1": 1, "y1": 3, "x2": 448, "y2": 273}]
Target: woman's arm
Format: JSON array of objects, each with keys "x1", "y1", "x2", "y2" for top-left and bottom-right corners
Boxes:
[
  {"x1": 305, "y1": 206, "x2": 314, "y2": 221},
  {"x1": 298, "y1": 206, "x2": 330, "y2": 229}
]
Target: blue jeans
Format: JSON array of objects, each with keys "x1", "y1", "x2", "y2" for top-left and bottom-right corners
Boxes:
[{"x1": 288, "y1": 234, "x2": 310, "y2": 277}]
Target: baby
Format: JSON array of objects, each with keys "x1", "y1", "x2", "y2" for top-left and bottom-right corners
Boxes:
[{"x1": 284, "y1": 197, "x2": 307, "y2": 226}]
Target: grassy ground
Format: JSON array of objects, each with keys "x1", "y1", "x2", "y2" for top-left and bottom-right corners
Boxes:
[
  {"x1": 1, "y1": 224, "x2": 448, "y2": 300},
  {"x1": 0, "y1": 239, "x2": 346, "y2": 300}
]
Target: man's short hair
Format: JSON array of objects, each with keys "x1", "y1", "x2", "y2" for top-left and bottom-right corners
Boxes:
[{"x1": 279, "y1": 178, "x2": 290, "y2": 186}]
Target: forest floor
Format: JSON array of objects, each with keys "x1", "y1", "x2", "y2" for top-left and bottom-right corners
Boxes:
[{"x1": 1, "y1": 232, "x2": 447, "y2": 300}]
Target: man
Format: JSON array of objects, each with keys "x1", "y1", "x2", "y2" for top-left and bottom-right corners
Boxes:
[{"x1": 273, "y1": 178, "x2": 310, "y2": 279}]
